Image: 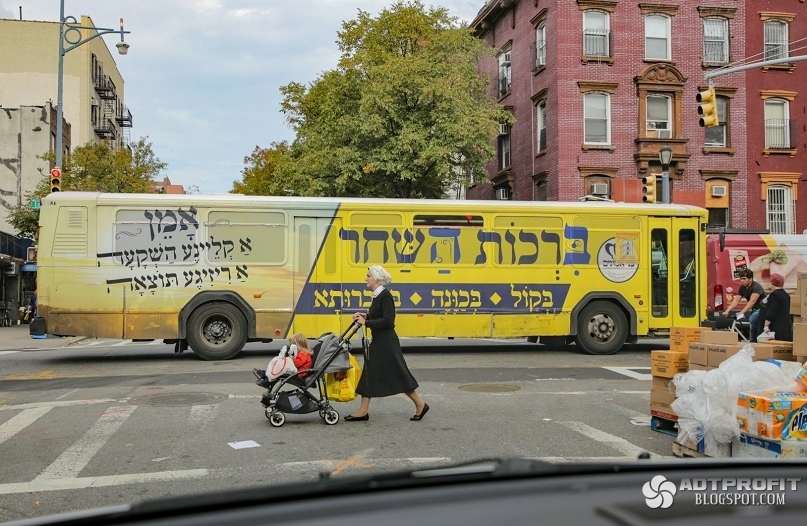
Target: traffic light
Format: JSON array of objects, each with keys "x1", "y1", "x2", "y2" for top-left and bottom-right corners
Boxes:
[
  {"x1": 642, "y1": 175, "x2": 657, "y2": 203},
  {"x1": 696, "y1": 88, "x2": 719, "y2": 127},
  {"x1": 50, "y1": 167, "x2": 61, "y2": 193}
]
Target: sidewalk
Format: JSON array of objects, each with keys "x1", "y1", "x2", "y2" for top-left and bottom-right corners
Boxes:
[{"x1": 0, "y1": 323, "x2": 86, "y2": 351}]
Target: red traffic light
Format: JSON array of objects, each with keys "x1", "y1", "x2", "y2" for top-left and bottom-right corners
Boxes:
[{"x1": 50, "y1": 167, "x2": 62, "y2": 192}]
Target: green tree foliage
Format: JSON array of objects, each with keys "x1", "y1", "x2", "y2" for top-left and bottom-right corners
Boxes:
[
  {"x1": 251, "y1": 0, "x2": 510, "y2": 199},
  {"x1": 7, "y1": 138, "x2": 166, "y2": 239}
]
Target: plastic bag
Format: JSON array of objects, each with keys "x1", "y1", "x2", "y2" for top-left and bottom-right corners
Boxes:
[
  {"x1": 266, "y1": 356, "x2": 297, "y2": 380},
  {"x1": 325, "y1": 354, "x2": 362, "y2": 402},
  {"x1": 671, "y1": 344, "x2": 799, "y2": 444}
]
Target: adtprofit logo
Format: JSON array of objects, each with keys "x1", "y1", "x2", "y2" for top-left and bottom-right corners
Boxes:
[
  {"x1": 643, "y1": 476, "x2": 801, "y2": 508},
  {"x1": 643, "y1": 475, "x2": 677, "y2": 508}
]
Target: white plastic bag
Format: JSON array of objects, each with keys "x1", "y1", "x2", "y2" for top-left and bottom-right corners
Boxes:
[
  {"x1": 265, "y1": 344, "x2": 298, "y2": 380},
  {"x1": 671, "y1": 344, "x2": 798, "y2": 444}
]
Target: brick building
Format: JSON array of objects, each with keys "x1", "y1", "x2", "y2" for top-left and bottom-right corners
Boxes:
[{"x1": 467, "y1": 0, "x2": 805, "y2": 234}]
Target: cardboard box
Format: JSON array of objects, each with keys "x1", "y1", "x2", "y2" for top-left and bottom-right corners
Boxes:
[
  {"x1": 700, "y1": 330, "x2": 739, "y2": 345},
  {"x1": 736, "y1": 433, "x2": 807, "y2": 459},
  {"x1": 706, "y1": 343, "x2": 745, "y2": 367},
  {"x1": 649, "y1": 400, "x2": 676, "y2": 418},
  {"x1": 651, "y1": 350, "x2": 689, "y2": 378},
  {"x1": 794, "y1": 323, "x2": 807, "y2": 356},
  {"x1": 650, "y1": 387, "x2": 675, "y2": 405},
  {"x1": 688, "y1": 342, "x2": 708, "y2": 366},
  {"x1": 652, "y1": 375, "x2": 674, "y2": 392},
  {"x1": 670, "y1": 326, "x2": 710, "y2": 353},
  {"x1": 752, "y1": 343, "x2": 794, "y2": 362},
  {"x1": 799, "y1": 272, "x2": 807, "y2": 322},
  {"x1": 792, "y1": 295, "x2": 801, "y2": 317},
  {"x1": 675, "y1": 425, "x2": 733, "y2": 458}
]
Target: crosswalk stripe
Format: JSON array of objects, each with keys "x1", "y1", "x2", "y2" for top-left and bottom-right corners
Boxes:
[
  {"x1": 0, "y1": 469, "x2": 209, "y2": 495},
  {"x1": 557, "y1": 420, "x2": 654, "y2": 458},
  {"x1": 36, "y1": 405, "x2": 136, "y2": 480},
  {"x1": 0, "y1": 407, "x2": 52, "y2": 446}
]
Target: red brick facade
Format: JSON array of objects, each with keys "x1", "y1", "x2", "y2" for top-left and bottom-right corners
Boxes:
[{"x1": 467, "y1": 0, "x2": 805, "y2": 234}]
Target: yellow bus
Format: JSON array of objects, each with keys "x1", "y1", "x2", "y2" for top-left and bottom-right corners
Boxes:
[{"x1": 33, "y1": 192, "x2": 707, "y2": 359}]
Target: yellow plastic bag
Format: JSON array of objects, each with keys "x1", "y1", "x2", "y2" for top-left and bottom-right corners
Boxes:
[{"x1": 325, "y1": 354, "x2": 362, "y2": 402}]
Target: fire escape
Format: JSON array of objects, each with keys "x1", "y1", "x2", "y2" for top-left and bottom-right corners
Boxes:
[{"x1": 91, "y1": 54, "x2": 132, "y2": 149}]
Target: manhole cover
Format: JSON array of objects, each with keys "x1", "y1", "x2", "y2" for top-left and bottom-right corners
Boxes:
[
  {"x1": 458, "y1": 384, "x2": 520, "y2": 393},
  {"x1": 128, "y1": 392, "x2": 228, "y2": 406}
]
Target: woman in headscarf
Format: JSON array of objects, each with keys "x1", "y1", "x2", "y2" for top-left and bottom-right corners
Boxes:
[
  {"x1": 761, "y1": 273, "x2": 793, "y2": 341},
  {"x1": 345, "y1": 265, "x2": 429, "y2": 422}
]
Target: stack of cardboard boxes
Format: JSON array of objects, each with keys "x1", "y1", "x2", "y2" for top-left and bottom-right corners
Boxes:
[
  {"x1": 649, "y1": 327, "x2": 708, "y2": 421},
  {"x1": 793, "y1": 272, "x2": 807, "y2": 360}
]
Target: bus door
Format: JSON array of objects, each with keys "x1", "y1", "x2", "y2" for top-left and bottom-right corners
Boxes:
[
  {"x1": 647, "y1": 218, "x2": 699, "y2": 329},
  {"x1": 294, "y1": 216, "x2": 341, "y2": 335}
]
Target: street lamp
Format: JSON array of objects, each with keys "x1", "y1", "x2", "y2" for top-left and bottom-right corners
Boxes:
[
  {"x1": 658, "y1": 145, "x2": 672, "y2": 204},
  {"x1": 54, "y1": 0, "x2": 130, "y2": 173}
]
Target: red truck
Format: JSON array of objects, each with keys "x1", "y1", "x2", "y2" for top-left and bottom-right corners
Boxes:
[{"x1": 706, "y1": 230, "x2": 807, "y2": 318}]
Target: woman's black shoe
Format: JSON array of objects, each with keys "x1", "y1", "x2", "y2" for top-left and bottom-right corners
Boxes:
[
  {"x1": 410, "y1": 404, "x2": 429, "y2": 421},
  {"x1": 344, "y1": 414, "x2": 369, "y2": 422}
]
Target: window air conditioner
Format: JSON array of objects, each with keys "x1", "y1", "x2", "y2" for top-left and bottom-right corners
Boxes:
[
  {"x1": 498, "y1": 123, "x2": 510, "y2": 136},
  {"x1": 711, "y1": 185, "x2": 727, "y2": 197},
  {"x1": 656, "y1": 130, "x2": 672, "y2": 139},
  {"x1": 496, "y1": 188, "x2": 510, "y2": 200},
  {"x1": 590, "y1": 183, "x2": 609, "y2": 195}
]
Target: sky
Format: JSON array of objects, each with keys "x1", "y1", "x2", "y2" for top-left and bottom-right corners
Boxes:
[{"x1": 1, "y1": 1, "x2": 485, "y2": 194}]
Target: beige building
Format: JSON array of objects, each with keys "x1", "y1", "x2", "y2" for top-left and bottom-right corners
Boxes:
[{"x1": 0, "y1": 15, "x2": 132, "y2": 233}]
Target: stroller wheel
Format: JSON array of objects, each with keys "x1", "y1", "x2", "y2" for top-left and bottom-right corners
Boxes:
[
  {"x1": 267, "y1": 410, "x2": 286, "y2": 427},
  {"x1": 323, "y1": 409, "x2": 339, "y2": 425}
]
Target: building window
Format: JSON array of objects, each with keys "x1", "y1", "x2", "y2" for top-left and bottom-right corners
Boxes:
[
  {"x1": 584, "y1": 92, "x2": 609, "y2": 144},
  {"x1": 707, "y1": 208, "x2": 728, "y2": 227},
  {"x1": 767, "y1": 185, "x2": 795, "y2": 234},
  {"x1": 703, "y1": 17, "x2": 728, "y2": 64},
  {"x1": 535, "y1": 177, "x2": 548, "y2": 201},
  {"x1": 583, "y1": 10, "x2": 610, "y2": 57},
  {"x1": 646, "y1": 94, "x2": 672, "y2": 138},
  {"x1": 498, "y1": 128, "x2": 511, "y2": 170},
  {"x1": 536, "y1": 101, "x2": 547, "y2": 152},
  {"x1": 645, "y1": 14, "x2": 670, "y2": 60},
  {"x1": 498, "y1": 51, "x2": 512, "y2": 97},
  {"x1": 764, "y1": 19, "x2": 789, "y2": 61},
  {"x1": 764, "y1": 99, "x2": 790, "y2": 148},
  {"x1": 535, "y1": 22, "x2": 546, "y2": 68},
  {"x1": 704, "y1": 97, "x2": 727, "y2": 147}
]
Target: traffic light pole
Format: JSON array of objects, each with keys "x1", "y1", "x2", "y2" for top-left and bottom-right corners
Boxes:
[{"x1": 704, "y1": 55, "x2": 807, "y2": 82}]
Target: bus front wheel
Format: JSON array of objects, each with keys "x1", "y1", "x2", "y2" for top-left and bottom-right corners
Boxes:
[
  {"x1": 186, "y1": 302, "x2": 248, "y2": 360},
  {"x1": 576, "y1": 301, "x2": 627, "y2": 355}
]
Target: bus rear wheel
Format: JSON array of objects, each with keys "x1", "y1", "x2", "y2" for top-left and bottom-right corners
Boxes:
[
  {"x1": 576, "y1": 301, "x2": 627, "y2": 355},
  {"x1": 187, "y1": 302, "x2": 247, "y2": 360}
]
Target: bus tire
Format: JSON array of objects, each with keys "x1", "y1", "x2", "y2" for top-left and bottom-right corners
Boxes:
[
  {"x1": 186, "y1": 302, "x2": 248, "y2": 360},
  {"x1": 576, "y1": 301, "x2": 627, "y2": 355}
]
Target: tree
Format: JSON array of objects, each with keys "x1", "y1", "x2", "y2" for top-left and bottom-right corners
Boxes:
[
  {"x1": 272, "y1": 0, "x2": 511, "y2": 199},
  {"x1": 6, "y1": 137, "x2": 166, "y2": 239},
  {"x1": 231, "y1": 141, "x2": 309, "y2": 196}
]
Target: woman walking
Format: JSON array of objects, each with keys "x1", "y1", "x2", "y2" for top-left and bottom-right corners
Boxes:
[{"x1": 345, "y1": 265, "x2": 429, "y2": 422}]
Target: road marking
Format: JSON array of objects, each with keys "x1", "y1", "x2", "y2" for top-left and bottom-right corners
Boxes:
[
  {"x1": 37, "y1": 405, "x2": 136, "y2": 480},
  {"x1": 557, "y1": 420, "x2": 653, "y2": 458},
  {"x1": 0, "y1": 469, "x2": 209, "y2": 495},
  {"x1": 0, "y1": 407, "x2": 52, "y2": 446},
  {"x1": 601, "y1": 366, "x2": 652, "y2": 381},
  {"x1": 0, "y1": 399, "x2": 125, "y2": 410}
]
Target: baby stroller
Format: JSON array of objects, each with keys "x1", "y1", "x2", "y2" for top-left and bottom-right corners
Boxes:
[{"x1": 261, "y1": 321, "x2": 360, "y2": 427}]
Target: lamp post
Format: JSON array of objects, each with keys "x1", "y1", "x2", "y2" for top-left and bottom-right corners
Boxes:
[
  {"x1": 54, "y1": 0, "x2": 130, "y2": 172},
  {"x1": 658, "y1": 145, "x2": 672, "y2": 204}
]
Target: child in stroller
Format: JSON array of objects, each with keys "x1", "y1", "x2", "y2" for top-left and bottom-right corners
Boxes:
[
  {"x1": 258, "y1": 322, "x2": 360, "y2": 427},
  {"x1": 252, "y1": 333, "x2": 313, "y2": 389}
]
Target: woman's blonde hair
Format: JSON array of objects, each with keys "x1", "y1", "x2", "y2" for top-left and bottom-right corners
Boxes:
[
  {"x1": 289, "y1": 333, "x2": 311, "y2": 353},
  {"x1": 368, "y1": 265, "x2": 392, "y2": 285}
]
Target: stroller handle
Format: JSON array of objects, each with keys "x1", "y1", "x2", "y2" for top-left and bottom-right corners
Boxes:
[{"x1": 341, "y1": 319, "x2": 361, "y2": 341}]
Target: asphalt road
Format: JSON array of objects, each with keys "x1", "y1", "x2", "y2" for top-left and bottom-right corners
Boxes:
[{"x1": 0, "y1": 337, "x2": 672, "y2": 523}]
